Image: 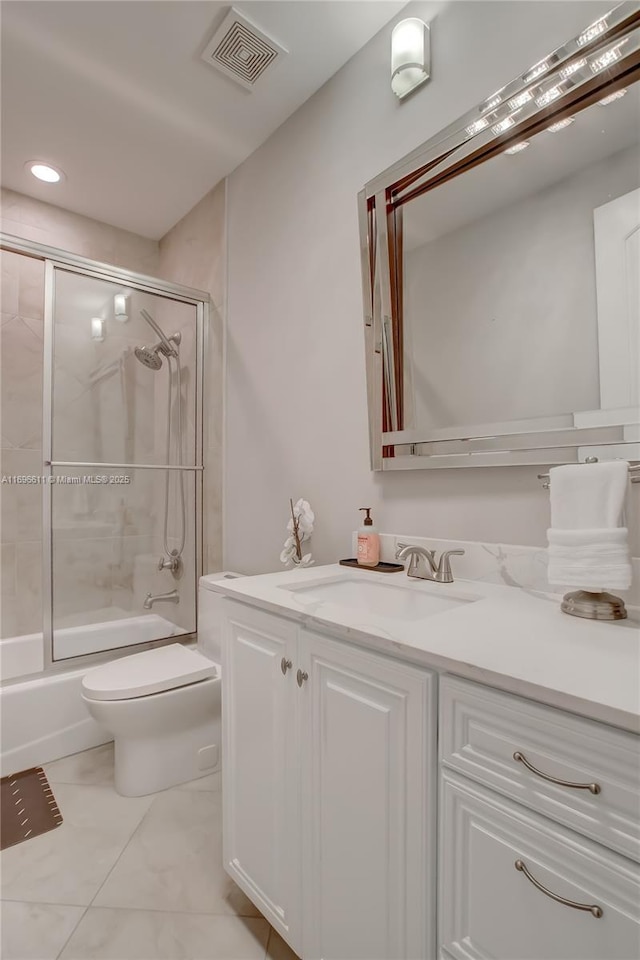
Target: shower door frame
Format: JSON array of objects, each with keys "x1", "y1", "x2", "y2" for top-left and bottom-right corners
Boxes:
[{"x1": 1, "y1": 233, "x2": 210, "y2": 673}]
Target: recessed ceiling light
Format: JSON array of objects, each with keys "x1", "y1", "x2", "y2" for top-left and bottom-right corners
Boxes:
[{"x1": 27, "y1": 161, "x2": 64, "y2": 183}]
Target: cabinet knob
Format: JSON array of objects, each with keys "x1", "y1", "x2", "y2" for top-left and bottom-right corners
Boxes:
[
  {"x1": 296, "y1": 669, "x2": 309, "y2": 687},
  {"x1": 281, "y1": 657, "x2": 293, "y2": 676}
]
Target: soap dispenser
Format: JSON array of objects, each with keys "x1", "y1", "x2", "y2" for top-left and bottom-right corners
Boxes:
[{"x1": 357, "y1": 508, "x2": 380, "y2": 567}]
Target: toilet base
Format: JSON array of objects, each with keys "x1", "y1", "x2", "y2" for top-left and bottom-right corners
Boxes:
[
  {"x1": 114, "y1": 719, "x2": 220, "y2": 797},
  {"x1": 82, "y1": 672, "x2": 222, "y2": 798}
]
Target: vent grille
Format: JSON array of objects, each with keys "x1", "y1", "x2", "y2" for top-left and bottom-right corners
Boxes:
[{"x1": 201, "y1": 8, "x2": 287, "y2": 90}]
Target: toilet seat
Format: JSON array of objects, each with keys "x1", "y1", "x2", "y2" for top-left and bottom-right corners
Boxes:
[{"x1": 82, "y1": 644, "x2": 218, "y2": 701}]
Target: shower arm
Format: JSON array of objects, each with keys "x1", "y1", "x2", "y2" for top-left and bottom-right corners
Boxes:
[{"x1": 140, "y1": 308, "x2": 178, "y2": 357}]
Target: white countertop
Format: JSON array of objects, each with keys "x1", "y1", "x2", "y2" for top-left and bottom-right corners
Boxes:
[{"x1": 207, "y1": 564, "x2": 640, "y2": 734}]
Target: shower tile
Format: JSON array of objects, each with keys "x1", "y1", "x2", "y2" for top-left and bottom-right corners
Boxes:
[
  {"x1": 52, "y1": 537, "x2": 116, "y2": 626},
  {"x1": 1, "y1": 251, "x2": 19, "y2": 315},
  {"x1": 0, "y1": 316, "x2": 43, "y2": 449},
  {"x1": 94, "y1": 789, "x2": 260, "y2": 917},
  {"x1": 1, "y1": 542, "x2": 16, "y2": 596},
  {"x1": 60, "y1": 909, "x2": 269, "y2": 960},
  {"x1": 18, "y1": 255, "x2": 45, "y2": 322},
  {"x1": 45, "y1": 743, "x2": 115, "y2": 787},
  {"x1": 0, "y1": 542, "x2": 17, "y2": 639},
  {"x1": 0, "y1": 217, "x2": 51, "y2": 246},
  {"x1": 0, "y1": 901, "x2": 85, "y2": 960},
  {"x1": 1, "y1": 450, "x2": 43, "y2": 543},
  {"x1": 16, "y1": 540, "x2": 43, "y2": 636},
  {"x1": 0, "y1": 783, "x2": 153, "y2": 905}
]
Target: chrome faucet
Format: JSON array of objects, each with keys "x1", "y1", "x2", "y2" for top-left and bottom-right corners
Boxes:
[
  {"x1": 395, "y1": 543, "x2": 465, "y2": 584},
  {"x1": 144, "y1": 589, "x2": 180, "y2": 609}
]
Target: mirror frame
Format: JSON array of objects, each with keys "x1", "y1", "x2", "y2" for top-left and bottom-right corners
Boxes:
[{"x1": 359, "y1": 2, "x2": 640, "y2": 471}]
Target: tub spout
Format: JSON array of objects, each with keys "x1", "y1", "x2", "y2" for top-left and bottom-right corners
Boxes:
[{"x1": 144, "y1": 589, "x2": 180, "y2": 609}]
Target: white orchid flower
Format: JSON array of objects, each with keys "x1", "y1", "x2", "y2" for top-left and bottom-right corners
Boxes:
[
  {"x1": 295, "y1": 500, "x2": 315, "y2": 523},
  {"x1": 280, "y1": 544, "x2": 296, "y2": 563}
]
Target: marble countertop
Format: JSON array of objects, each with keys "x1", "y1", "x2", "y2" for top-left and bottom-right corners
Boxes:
[{"x1": 207, "y1": 563, "x2": 640, "y2": 734}]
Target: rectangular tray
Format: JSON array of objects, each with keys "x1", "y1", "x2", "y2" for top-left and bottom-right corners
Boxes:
[{"x1": 339, "y1": 558, "x2": 404, "y2": 573}]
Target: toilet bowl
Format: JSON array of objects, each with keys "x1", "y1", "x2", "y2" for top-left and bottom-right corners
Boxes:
[{"x1": 82, "y1": 644, "x2": 221, "y2": 797}]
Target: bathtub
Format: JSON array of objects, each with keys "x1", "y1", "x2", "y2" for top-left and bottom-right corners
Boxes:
[{"x1": 0, "y1": 614, "x2": 187, "y2": 776}]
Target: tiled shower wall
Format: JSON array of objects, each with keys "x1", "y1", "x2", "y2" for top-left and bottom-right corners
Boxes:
[
  {"x1": 158, "y1": 181, "x2": 226, "y2": 576},
  {"x1": 1, "y1": 251, "x2": 45, "y2": 636},
  {"x1": 1, "y1": 187, "x2": 225, "y2": 644},
  {"x1": 0, "y1": 194, "x2": 161, "y2": 641}
]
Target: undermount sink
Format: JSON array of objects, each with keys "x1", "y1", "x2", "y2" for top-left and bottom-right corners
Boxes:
[{"x1": 281, "y1": 575, "x2": 479, "y2": 622}]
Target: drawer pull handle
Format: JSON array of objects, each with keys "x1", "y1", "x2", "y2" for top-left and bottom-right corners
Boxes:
[
  {"x1": 281, "y1": 658, "x2": 293, "y2": 676},
  {"x1": 513, "y1": 752, "x2": 601, "y2": 795},
  {"x1": 515, "y1": 859, "x2": 603, "y2": 919}
]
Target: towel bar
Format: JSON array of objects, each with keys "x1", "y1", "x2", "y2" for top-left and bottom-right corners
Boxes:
[
  {"x1": 537, "y1": 461, "x2": 640, "y2": 489},
  {"x1": 539, "y1": 458, "x2": 636, "y2": 621}
]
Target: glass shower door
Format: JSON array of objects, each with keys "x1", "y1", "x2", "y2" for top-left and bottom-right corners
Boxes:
[{"x1": 47, "y1": 266, "x2": 202, "y2": 662}]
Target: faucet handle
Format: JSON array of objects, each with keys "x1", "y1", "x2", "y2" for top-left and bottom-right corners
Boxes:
[
  {"x1": 395, "y1": 541, "x2": 409, "y2": 559},
  {"x1": 436, "y1": 549, "x2": 465, "y2": 583}
]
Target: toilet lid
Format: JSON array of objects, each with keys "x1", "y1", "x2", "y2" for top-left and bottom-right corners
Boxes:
[{"x1": 82, "y1": 644, "x2": 218, "y2": 701}]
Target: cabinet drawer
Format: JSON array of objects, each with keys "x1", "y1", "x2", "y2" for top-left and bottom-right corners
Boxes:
[
  {"x1": 440, "y1": 771, "x2": 640, "y2": 960},
  {"x1": 440, "y1": 675, "x2": 640, "y2": 860}
]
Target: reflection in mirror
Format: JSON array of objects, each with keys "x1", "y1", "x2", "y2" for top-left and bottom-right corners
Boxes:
[
  {"x1": 401, "y1": 82, "x2": 639, "y2": 433},
  {"x1": 360, "y1": 3, "x2": 640, "y2": 469}
]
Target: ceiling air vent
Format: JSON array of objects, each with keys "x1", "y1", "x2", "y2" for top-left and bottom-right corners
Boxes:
[{"x1": 201, "y1": 8, "x2": 287, "y2": 91}]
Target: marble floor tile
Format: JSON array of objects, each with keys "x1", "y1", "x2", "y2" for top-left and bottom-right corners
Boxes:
[
  {"x1": 175, "y1": 771, "x2": 222, "y2": 792},
  {"x1": 44, "y1": 743, "x2": 115, "y2": 787},
  {"x1": 59, "y1": 908, "x2": 270, "y2": 960},
  {"x1": 265, "y1": 928, "x2": 301, "y2": 960},
  {"x1": 94, "y1": 789, "x2": 259, "y2": 917},
  {"x1": 0, "y1": 784, "x2": 153, "y2": 906},
  {"x1": 0, "y1": 901, "x2": 85, "y2": 960}
]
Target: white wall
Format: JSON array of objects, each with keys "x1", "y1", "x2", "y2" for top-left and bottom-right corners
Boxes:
[{"x1": 226, "y1": 0, "x2": 638, "y2": 574}]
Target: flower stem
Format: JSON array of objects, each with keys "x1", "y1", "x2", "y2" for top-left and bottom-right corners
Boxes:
[{"x1": 290, "y1": 498, "x2": 303, "y2": 562}]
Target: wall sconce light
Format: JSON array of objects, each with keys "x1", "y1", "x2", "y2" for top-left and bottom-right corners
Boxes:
[
  {"x1": 391, "y1": 18, "x2": 430, "y2": 100},
  {"x1": 91, "y1": 317, "x2": 105, "y2": 341},
  {"x1": 114, "y1": 293, "x2": 129, "y2": 322}
]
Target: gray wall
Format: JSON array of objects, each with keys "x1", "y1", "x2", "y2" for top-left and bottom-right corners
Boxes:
[{"x1": 225, "y1": 0, "x2": 638, "y2": 574}]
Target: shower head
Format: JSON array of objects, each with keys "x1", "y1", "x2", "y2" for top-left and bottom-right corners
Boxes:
[
  {"x1": 134, "y1": 342, "x2": 164, "y2": 370},
  {"x1": 134, "y1": 330, "x2": 181, "y2": 371}
]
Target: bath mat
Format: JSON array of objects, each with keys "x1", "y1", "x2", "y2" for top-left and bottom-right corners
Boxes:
[{"x1": 1, "y1": 767, "x2": 63, "y2": 850}]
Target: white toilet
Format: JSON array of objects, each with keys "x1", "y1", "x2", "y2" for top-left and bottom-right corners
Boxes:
[{"x1": 82, "y1": 571, "x2": 242, "y2": 797}]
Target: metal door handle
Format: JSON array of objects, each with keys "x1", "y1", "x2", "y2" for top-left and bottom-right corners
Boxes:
[
  {"x1": 513, "y1": 752, "x2": 601, "y2": 795},
  {"x1": 296, "y1": 669, "x2": 308, "y2": 687},
  {"x1": 515, "y1": 860, "x2": 603, "y2": 918},
  {"x1": 280, "y1": 658, "x2": 292, "y2": 676}
]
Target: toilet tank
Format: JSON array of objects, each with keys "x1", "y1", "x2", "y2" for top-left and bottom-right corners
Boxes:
[{"x1": 198, "y1": 572, "x2": 243, "y2": 663}]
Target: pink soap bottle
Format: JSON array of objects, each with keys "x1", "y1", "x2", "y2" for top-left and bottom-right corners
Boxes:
[{"x1": 357, "y1": 507, "x2": 380, "y2": 567}]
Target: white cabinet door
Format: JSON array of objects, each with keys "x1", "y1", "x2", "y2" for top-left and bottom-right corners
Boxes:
[
  {"x1": 440, "y1": 771, "x2": 640, "y2": 960},
  {"x1": 300, "y1": 629, "x2": 437, "y2": 960},
  {"x1": 221, "y1": 599, "x2": 302, "y2": 952}
]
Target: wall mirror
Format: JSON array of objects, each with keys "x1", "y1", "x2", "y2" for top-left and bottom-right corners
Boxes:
[{"x1": 359, "y1": 2, "x2": 640, "y2": 470}]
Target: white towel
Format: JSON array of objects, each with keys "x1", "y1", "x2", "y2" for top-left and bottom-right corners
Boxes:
[{"x1": 547, "y1": 462, "x2": 631, "y2": 590}]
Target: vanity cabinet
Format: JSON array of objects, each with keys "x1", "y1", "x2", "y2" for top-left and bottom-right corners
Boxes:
[
  {"x1": 439, "y1": 676, "x2": 640, "y2": 960},
  {"x1": 220, "y1": 599, "x2": 437, "y2": 960},
  {"x1": 220, "y1": 595, "x2": 639, "y2": 960},
  {"x1": 440, "y1": 772, "x2": 640, "y2": 960},
  {"x1": 221, "y1": 601, "x2": 301, "y2": 948}
]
